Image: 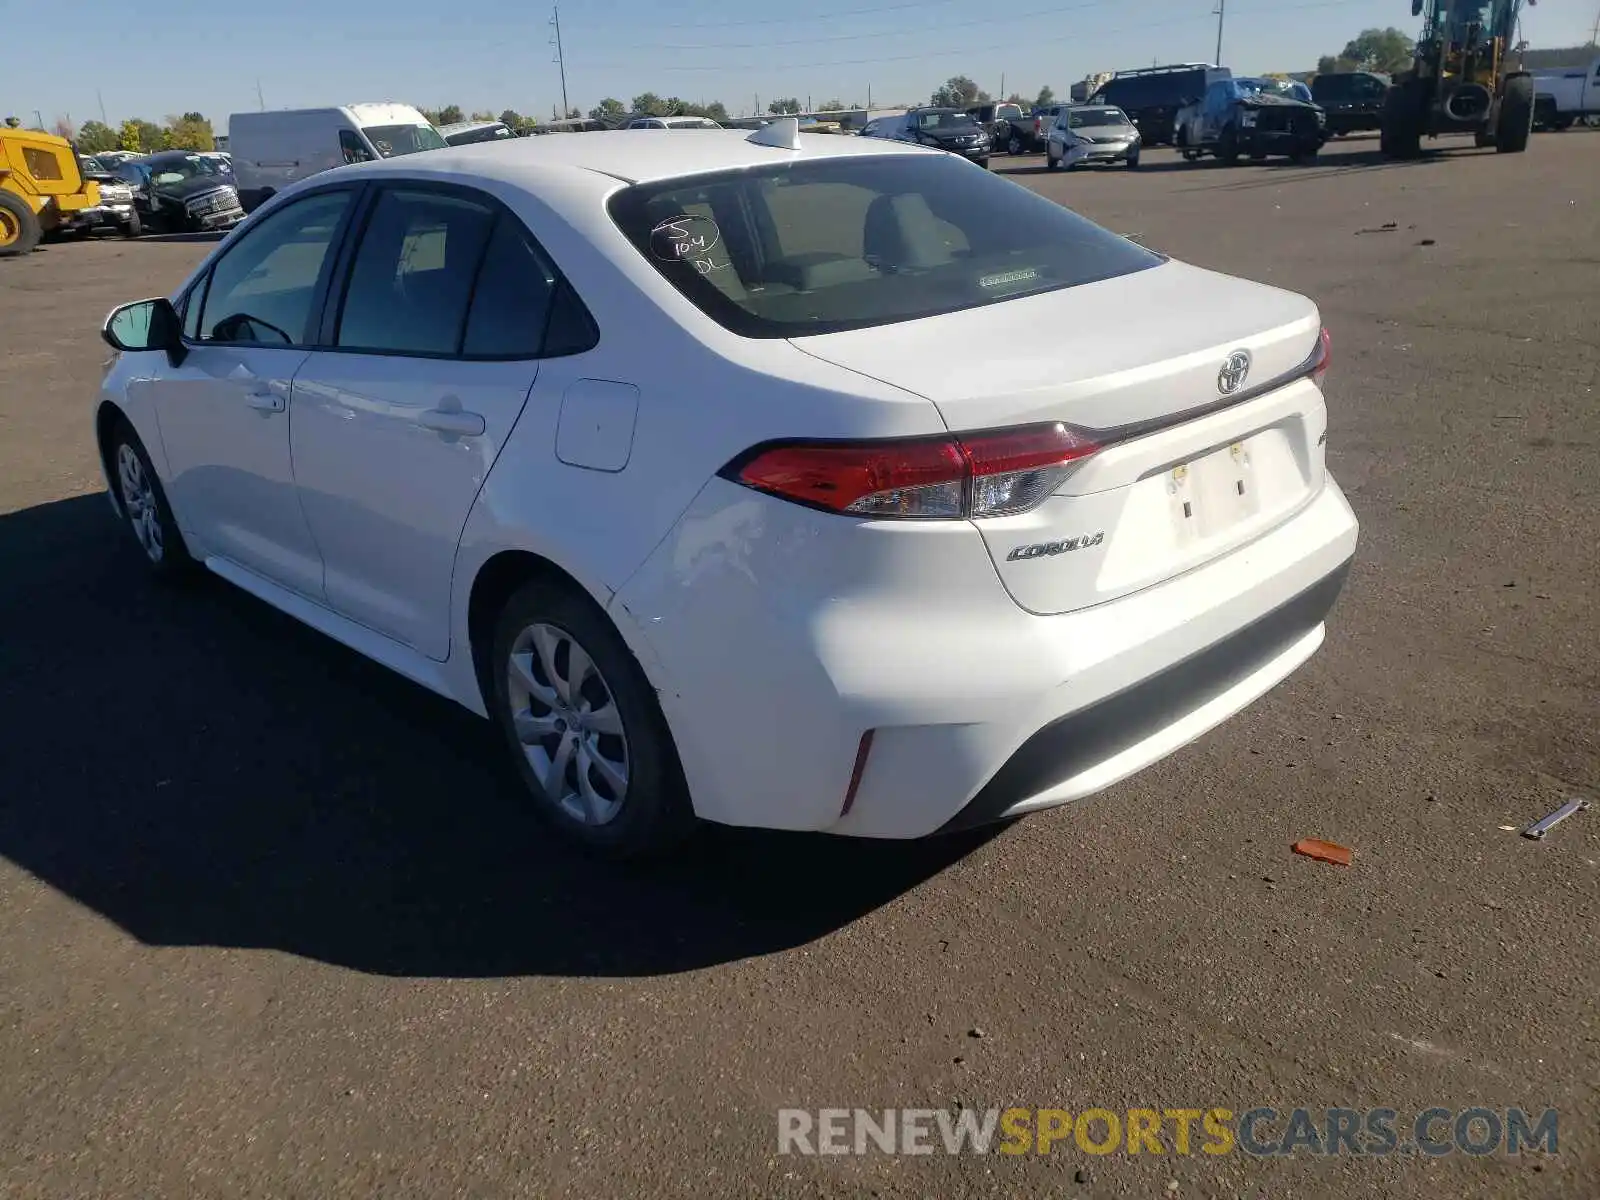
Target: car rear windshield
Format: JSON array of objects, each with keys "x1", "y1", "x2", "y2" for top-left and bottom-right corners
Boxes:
[{"x1": 607, "y1": 155, "x2": 1162, "y2": 338}]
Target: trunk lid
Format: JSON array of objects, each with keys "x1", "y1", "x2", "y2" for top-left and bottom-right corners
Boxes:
[{"x1": 790, "y1": 260, "x2": 1329, "y2": 615}]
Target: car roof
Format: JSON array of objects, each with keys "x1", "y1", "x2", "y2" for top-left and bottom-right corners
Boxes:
[{"x1": 332, "y1": 127, "x2": 926, "y2": 187}]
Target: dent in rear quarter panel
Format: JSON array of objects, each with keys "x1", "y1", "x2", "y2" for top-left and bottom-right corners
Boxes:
[{"x1": 611, "y1": 479, "x2": 1042, "y2": 830}]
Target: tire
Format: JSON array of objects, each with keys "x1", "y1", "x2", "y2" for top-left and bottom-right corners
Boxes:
[
  {"x1": 1475, "y1": 130, "x2": 1496, "y2": 148},
  {"x1": 1008, "y1": 133, "x2": 1022, "y2": 155},
  {"x1": 1380, "y1": 79, "x2": 1424, "y2": 159},
  {"x1": 121, "y1": 212, "x2": 142, "y2": 239},
  {"x1": 1126, "y1": 148, "x2": 1140, "y2": 168},
  {"x1": 1045, "y1": 148, "x2": 1059, "y2": 170},
  {"x1": 1496, "y1": 74, "x2": 1534, "y2": 153},
  {"x1": 489, "y1": 579, "x2": 694, "y2": 860},
  {"x1": 108, "y1": 419, "x2": 196, "y2": 580},
  {"x1": 1553, "y1": 116, "x2": 1575, "y2": 131},
  {"x1": 1217, "y1": 126, "x2": 1241, "y2": 165},
  {"x1": 0, "y1": 191, "x2": 42, "y2": 258}
]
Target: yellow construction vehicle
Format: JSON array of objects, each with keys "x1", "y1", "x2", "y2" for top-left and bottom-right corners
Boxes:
[
  {"x1": 0, "y1": 127, "x2": 102, "y2": 257},
  {"x1": 1380, "y1": 0, "x2": 1534, "y2": 157}
]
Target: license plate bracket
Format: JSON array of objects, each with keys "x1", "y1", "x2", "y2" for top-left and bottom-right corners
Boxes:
[{"x1": 1167, "y1": 440, "x2": 1262, "y2": 543}]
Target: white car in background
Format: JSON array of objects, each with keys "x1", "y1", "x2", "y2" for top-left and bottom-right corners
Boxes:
[
  {"x1": 93, "y1": 121, "x2": 1357, "y2": 858},
  {"x1": 228, "y1": 103, "x2": 446, "y2": 212},
  {"x1": 625, "y1": 115, "x2": 723, "y2": 129},
  {"x1": 1046, "y1": 104, "x2": 1142, "y2": 169}
]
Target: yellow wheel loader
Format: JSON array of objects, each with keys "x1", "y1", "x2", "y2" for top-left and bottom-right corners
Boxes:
[
  {"x1": 1380, "y1": 0, "x2": 1535, "y2": 158},
  {"x1": 0, "y1": 128, "x2": 102, "y2": 257}
]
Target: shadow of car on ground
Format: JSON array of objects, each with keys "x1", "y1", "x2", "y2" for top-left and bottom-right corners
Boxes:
[{"x1": 0, "y1": 494, "x2": 1006, "y2": 980}]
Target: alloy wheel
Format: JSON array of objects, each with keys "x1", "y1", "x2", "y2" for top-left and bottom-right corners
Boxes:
[
  {"x1": 506, "y1": 622, "x2": 630, "y2": 826},
  {"x1": 117, "y1": 443, "x2": 164, "y2": 563}
]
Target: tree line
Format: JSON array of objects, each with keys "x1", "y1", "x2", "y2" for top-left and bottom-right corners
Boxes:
[
  {"x1": 18, "y1": 113, "x2": 218, "y2": 154},
  {"x1": 1316, "y1": 28, "x2": 1417, "y2": 76},
  {"x1": 1315, "y1": 29, "x2": 1597, "y2": 77}
]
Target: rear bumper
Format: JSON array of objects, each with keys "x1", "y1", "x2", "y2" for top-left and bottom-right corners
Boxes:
[
  {"x1": 614, "y1": 472, "x2": 1359, "y2": 840},
  {"x1": 939, "y1": 553, "x2": 1350, "y2": 832}
]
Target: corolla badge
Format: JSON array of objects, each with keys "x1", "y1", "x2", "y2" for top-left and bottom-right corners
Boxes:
[
  {"x1": 1218, "y1": 350, "x2": 1252, "y2": 395},
  {"x1": 1006, "y1": 532, "x2": 1105, "y2": 561}
]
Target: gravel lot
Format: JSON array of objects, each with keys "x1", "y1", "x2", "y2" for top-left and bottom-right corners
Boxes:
[{"x1": 1, "y1": 133, "x2": 1596, "y2": 1199}]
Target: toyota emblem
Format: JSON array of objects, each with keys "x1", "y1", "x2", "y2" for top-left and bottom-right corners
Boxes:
[{"x1": 1218, "y1": 350, "x2": 1252, "y2": 395}]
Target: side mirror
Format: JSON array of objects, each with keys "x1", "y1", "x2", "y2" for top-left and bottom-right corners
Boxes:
[
  {"x1": 1411, "y1": 0, "x2": 1422, "y2": 13},
  {"x1": 102, "y1": 297, "x2": 187, "y2": 367}
]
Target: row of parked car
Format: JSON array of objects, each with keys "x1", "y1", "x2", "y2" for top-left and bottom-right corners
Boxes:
[
  {"x1": 962, "y1": 65, "x2": 1400, "y2": 168},
  {"x1": 75, "y1": 148, "x2": 244, "y2": 237}
]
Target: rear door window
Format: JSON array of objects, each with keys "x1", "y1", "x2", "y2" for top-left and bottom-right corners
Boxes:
[
  {"x1": 335, "y1": 188, "x2": 496, "y2": 355},
  {"x1": 461, "y1": 218, "x2": 560, "y2": 358},
  {"x1": 609, "y1": 154, "x2": 1160, "y2": 338}
]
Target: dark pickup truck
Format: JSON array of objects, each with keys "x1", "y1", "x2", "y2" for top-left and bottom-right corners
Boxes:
[
  {"x1": 1175, "y1": 77, "x2": 1327, "y2": 163},
  {"x1": 1310, "y1": 71, "x2": 1390, "y2": 135}
]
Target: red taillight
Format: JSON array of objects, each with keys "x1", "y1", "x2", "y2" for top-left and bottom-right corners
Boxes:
[
  {"x1": 1033, "y1": 117, "x2": 1042, "y2": 133},
  {"x1": 1309, "y1": 327, "x2": 1331, "y2": 389},
  {"x1": 729, "y1": 423, "x2": 1101, "y2": 520}
]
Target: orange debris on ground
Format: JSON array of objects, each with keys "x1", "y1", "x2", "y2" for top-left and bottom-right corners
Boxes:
[{"x1": 1292, "y1": 838, "x2": 1354, "y2": 867}]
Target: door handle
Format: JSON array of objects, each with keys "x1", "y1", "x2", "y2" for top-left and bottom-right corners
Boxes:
[
  {"x1": 245, "y1": 391, "x2": 286, "y2": 413},
  {"x1": 418, "y1": 407, "x2": 486, "y2": 437}
]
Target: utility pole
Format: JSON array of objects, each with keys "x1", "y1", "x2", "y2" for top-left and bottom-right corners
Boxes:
[
  {"x1": 551, "y1": 3, "x2": 570, "y2": 119},
  {"x1": 256, "y1": 79, "x2": 265, "y2": 111},
  {"x1": 97, "y1": 90, "x2": 107, "y2": 125},
  {"x1": 1214, "y1": 0, "x2": 1226, "y2": 65},
  {"x1": 1000, "y1": 72, "x2": 1006, "y2": 100},
  {"x1": 34, "y1": 110, "x2": 44, "y2": 130}
]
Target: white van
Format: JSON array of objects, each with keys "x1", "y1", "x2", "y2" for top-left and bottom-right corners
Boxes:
[{"x1": 228, "y1": 103, "x2": 446, "y2": 212}]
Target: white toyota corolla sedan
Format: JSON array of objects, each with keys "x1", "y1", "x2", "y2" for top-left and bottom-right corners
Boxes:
[{"x1": 94, "y1": 119, "x2": 1358, "y2": 858}]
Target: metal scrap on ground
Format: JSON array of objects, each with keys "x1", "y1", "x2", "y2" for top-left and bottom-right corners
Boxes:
[{"x1": 1521, "y1": 797, "x2": 1590, "y2": 840}]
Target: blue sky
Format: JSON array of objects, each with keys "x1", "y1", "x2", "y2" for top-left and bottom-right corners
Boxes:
[{"x1": 6, "y1": 0, "x2": 1596, "y2": 127}]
